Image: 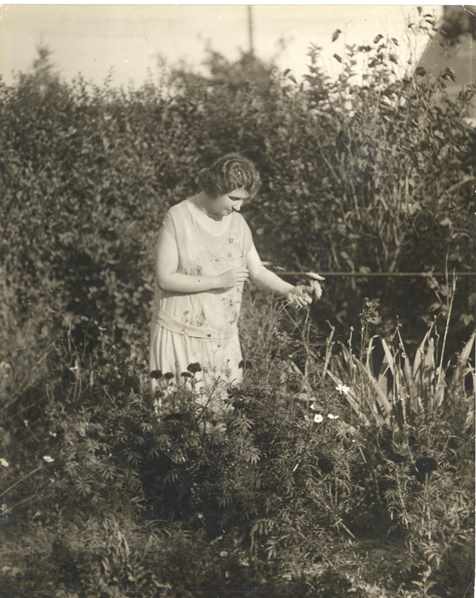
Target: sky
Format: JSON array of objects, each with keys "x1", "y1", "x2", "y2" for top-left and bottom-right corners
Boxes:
[{"x1": 0, "y1": 5, "x2": 442, "y2": 87}]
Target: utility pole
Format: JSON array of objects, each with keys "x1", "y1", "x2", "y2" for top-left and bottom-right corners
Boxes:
[{"x1": 247, "y1": 5, "x2": 255, "y2": 56}]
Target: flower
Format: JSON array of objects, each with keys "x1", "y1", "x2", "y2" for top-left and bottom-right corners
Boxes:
[
  {"x1": 310, "y1": 402, "x2": 320, "y2": 411},
  {"x1": 414, "y1": 456, "x2": 438, "y2": 482},
  {"x1": 42, "y1": 455, "x2": 54, "y2": 464},
  {"x1": 336, "y1": 383, "x2": 351, "y2": 395},
  {"x1": 187, "y1": 362, "x2": 202, "y2": 374},
  {"x1": 150, "y1": 370, "x2": 162, "y2": 380},
  {"x1": 219, "y1": 551, "x2": 228, "y2": 558},
  {"x1": 0, "y1": 361, "x2": 12, "y2": 375},
  {"x1": 0, "y1": 458, "x2": 9, "y2": 468},
  {"x1": 327, "y1": 413, "x2": 339, "y2": 420},
  {"x1": 313, "y1": 414, "x2": 324, "y2": 424},
  {"x1": 238, "y1": 359, "x2": 253, "y2": 370},
  {"x1": 317, "y1": 454, "x2": 334, "y2": 474}
]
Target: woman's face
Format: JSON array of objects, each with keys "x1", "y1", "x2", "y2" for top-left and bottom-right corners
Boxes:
[{"x1": 210, "y1": 187, "x2": 250, "y2": 219}]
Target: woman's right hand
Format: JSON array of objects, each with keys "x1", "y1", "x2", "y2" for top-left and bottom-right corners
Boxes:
[
  {"x1": 216, "y1": 267, "x2": 249, "y2": 289},
  {"x1": 286, "y1": 285, "x2": 313, "y2": 308}
]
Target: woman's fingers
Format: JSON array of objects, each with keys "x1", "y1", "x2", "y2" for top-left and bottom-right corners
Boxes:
[{"x1": 235, "y1": 268, "x2": 249, "y2": 281}]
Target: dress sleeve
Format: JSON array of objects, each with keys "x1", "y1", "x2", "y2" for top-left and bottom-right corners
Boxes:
[
  {"x1": 240, "y1": 214, "x2": 256, "y2": 256},
  {"x1": 160, "y1": 208, "x2": 176, "y2": 238}
]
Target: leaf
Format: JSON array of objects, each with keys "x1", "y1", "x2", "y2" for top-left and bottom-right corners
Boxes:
[
  {"x1": 373, "y1": 34, "x2": 384, "y2": 44},
  {"x1": 333, "y1": 54, "x2": 342, "y2": 63},
  {"x1": 381, "y1": 338, "x2": 396, "y2": 377},
  {"x1": 454, "y1": 331, "x2": 476, "y2": 384},
  {"x1": 441, "y1": 67, "x2": 456, "y2": 82},
  {"x1": 332, "y1": 29, "x2": 342, "y2": 42}
]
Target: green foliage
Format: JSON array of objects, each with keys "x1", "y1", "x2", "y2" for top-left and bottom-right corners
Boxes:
[
  {"x1": 1, "y1": 291, "x2": 474, "y2": 596},
  {"x1": 1, "y1": 33, "x2": 475, "y2": 355},
  {"x1": 0, "y1": 27, "x2": 474, "y2": 598},
  {"x1": 328, "y1": 310, "x2": 475, "y2": 430}
]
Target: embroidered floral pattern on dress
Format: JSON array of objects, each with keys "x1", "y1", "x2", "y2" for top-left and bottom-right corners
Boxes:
[{"x1": 184, "y1": 263, "x2": 203, "y2": 276}]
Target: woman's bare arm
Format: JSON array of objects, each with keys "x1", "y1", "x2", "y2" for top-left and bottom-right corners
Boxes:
[
  {"x1": 246, "y1": 245, "x2": 312, "y2": 307},
  {"x1": 246, "y1": 245, "x2": 293, "y2": 295},
  {"x1": 156, "y1": 228, "x2": 248, "y2": 293},
  {"x1": 155, "y1": 227, "x2": 221, "y2": 293}
]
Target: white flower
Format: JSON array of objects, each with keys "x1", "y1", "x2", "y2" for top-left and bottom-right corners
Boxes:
[
  {"x1": 336, "y1": 383, "x2": 351, "y2": 395},
  {"x1": 328, "y1": 413, "x2": 339, "y2": 420},
  {"x1": 48, "y1": 431, "x2": 57, "y2": 438},
  {"x1": 313, "y1": 414, "x2": 324, "y2": 424},
  {"x1": 42, "y1": 455, "x2": 54, "y2": 464},
  {"x1": 310, "y1": 402, "x2": 320, "y2": 411},
  {"x1": 219, "y1": 551, "x2": 228, "y2": 558},
  {"x1": 0, "y1": 458, "x2": 9, "y2": 468}
]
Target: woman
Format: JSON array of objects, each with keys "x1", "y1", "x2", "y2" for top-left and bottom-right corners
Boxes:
[{"x1": 149, "y1": 153, "x2": 321, "y2": 399}]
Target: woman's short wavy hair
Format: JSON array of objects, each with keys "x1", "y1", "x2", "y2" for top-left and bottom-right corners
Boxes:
[{"x1": 198, "y1": 153, "x2": 261, "y2": 199}]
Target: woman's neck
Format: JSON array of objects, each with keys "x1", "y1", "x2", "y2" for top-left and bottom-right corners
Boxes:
[{"x1": 194, "y1": 192, "x2": 224, "y2": 222}]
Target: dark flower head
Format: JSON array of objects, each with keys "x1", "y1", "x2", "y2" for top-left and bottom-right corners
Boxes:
[
  {"x1": 181, "y1": 371, "x2": 193, "y2": 379},
  {"x1": 238, "y1": 359, "x2": 253, "y2": 370},
  {"x1": 187, "y1": 362, "x2": 202, "y2": 374},
  {"x1": 150, "y1": 370, "x2": 162, "y2": 380},
  {"x1": 163, "y1": 372, "x2": 175, "y2": 381},
  {"x1": 414, "y1": 456, "x2": 438, "y2": 482},
  {"x1": 317, "y1": 454, "x2": 334, "y2": 474}
]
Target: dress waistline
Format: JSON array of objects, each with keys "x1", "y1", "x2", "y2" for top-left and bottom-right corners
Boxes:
[{"x1": 155, "y1": 312, "x2": 237, "y2": 341}]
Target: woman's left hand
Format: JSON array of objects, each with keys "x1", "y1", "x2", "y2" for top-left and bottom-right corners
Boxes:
[{"x1": 286, "y1": 285, "x2": 313, "y2": 309}]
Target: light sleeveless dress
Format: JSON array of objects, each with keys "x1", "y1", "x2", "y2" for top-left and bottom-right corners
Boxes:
[{"x1": 149, "y1": 196, "x2": 254, "y2": 403}]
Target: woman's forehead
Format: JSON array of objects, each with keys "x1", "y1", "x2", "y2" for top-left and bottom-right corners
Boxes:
[{"x1": 227, "y1": 187, "x2": 250, "y2": 199}]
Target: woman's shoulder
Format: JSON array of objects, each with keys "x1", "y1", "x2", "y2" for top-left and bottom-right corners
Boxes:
[
  {"x1": 167, "y1": 197, "x2": 191, "y2": 214},
  {"x1": 164, "y1": 198, "x2": 193, "y2": 224},
  {"x1": 233, "y1": 211, "x2": 252, "y2": 232}
]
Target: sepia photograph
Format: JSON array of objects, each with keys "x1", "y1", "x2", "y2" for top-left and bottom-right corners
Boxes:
[{"x1": 0, "y1": 3, "x2": 475, "y2": 596}]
